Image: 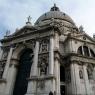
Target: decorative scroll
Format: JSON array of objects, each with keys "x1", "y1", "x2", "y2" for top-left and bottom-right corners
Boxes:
[
  {"x1": 39, "y1": 39, "x2": 49, "y2": 53},
  {"x1": 0, "y1": 61, "x2": 6, "y2": 78},
  {"x1": 38, "y1": 54, "x2": 49, "y2": 75}
]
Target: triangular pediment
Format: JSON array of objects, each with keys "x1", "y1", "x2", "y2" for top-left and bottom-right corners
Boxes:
[
  {"x1": 74, "y1": 33, "x2": 95, "y2": 43},
  {"x1": 11, "y1": 25, "x2": 36, "y2": 37}
]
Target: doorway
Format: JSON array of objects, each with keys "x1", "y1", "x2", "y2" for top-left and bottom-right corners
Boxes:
[
  {"x1": 60, "y1": 65, "x2": 65, "y2": 95},
  {"x1": 13, "y1": 48, "x2": 33, "y2": 95}
]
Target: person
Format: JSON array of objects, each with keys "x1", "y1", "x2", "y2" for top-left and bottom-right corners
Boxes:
[
  {"x1": 54, "y1": 91, "x2": 56, "y2": 95},
  {"x1": 49, "y1": 91, "x2": 53, "y2": 95}
]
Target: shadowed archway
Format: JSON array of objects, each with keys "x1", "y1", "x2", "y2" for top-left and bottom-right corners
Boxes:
[{"x1": 13, "y1": 48, "x2": 33, "y2": 95}]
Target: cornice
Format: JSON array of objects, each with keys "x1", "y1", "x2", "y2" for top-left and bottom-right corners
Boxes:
[
  {"x1": 63, "y1": 35, "x2": 95, "y2": 46},
  {"x1": 63, "y1": 53, "x2": 95, "y2": 65},
  {"x1": 1, "y1": 25, "x2": 58, "y2": 42},
  {"x1": 28, "y1": 75, "x2": 56, "y2": 81}
]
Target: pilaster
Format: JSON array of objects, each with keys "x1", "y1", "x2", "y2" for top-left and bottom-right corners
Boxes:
[{"x1": 54, "y1": 58, "x2": 60, "y2": 95}]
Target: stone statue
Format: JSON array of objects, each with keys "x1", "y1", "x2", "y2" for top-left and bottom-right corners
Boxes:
[
  {"x1": 79, "y1": 70, "x2": 83, "y2": 79},
  {"x1": 27, "y1": 16, "x2": 31, "y2": 23},
  {"x1": 26, "y1": 16, "x2": 32, "y2": 24},
  {"x1": 40, "y1": 59, "x2": 47, "y2": 75},
  {"x1": 79, "y1": 25, "x2": 84, "y2": 32}
]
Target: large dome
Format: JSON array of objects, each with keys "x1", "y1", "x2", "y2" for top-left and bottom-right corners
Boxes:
[{"x1": 35, "y1": 4, "x2": 75, "y2": 27}]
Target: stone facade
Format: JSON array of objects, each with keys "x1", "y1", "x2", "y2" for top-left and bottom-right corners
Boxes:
[{"x1": 0, "y1": 4, "x2": 95, "y2": 95}]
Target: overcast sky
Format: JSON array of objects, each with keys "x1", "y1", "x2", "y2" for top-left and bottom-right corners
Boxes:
[{"x1": 0, "y1": 0, "x2": 95, "y2": 39}]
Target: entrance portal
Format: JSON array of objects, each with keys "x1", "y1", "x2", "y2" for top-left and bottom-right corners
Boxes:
[
  {"x1": 60, "y1": 65, "x2": 65, "y2": 95},
  {"x1": 13, "y1": 49, "x2": 33, "y2": 95}
]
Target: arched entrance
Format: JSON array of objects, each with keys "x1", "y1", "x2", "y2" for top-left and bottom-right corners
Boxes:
[{"x1": 13, "y1": 48, "x2": 33, "y2": 95}]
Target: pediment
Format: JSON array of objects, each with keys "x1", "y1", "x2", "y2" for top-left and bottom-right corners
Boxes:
[
  {"x1": 11, "y1": 25, "x2": 36, "y2": 37},
  {"x1": 74, "y1": 33, "x2": 95, "y2": 43}
]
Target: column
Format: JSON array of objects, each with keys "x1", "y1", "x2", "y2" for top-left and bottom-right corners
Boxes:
[
  {"x1": 71, "y1": 63, "x2": 77, "y2": 95},
  {"x1": 73, "y1": 63, "x2": 81, "y2": 94},
  {"x1": 30, "y1": 41, "x2": 39, "y2": 76},
  {"x1": 83, "y1": 64, "x2": 90, "y2": 95},
  {"x1": 54, "y1": 58, "x2": 60, "y2": 95},
  {"x1": 49, "y1": 37, "x2": 54, "y2": 75},
  {"x1": 70, "y1": 63, "x2": 82, "y2": 94},
  {"x1": 3, "y1": 47, "x2": 13, "y2": 79},
  {"x1": 4, "y1": 60, "x2": 18, "y2": 95}
]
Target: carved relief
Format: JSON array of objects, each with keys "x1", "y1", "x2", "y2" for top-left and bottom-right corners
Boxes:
[
  {"x1": 2, "y1": 47, "x2": 9, "y2": 60},
  {"x1": 0, "y1": 61, "x2": 6, "y2": 78},
  {"x1": 39, "y1": 39, "x2": 49, "y2": 53},
  {"x1": 38, "y1": 54, "x2": 49, "y2": 75},
  {"x1": 79, "y1": 66, "x2": 84, "y2": 79}
]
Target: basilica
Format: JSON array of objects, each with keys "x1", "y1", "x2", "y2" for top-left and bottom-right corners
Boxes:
[{"x1": 0, "y1": 4, "x2": 95, "y2": 95}]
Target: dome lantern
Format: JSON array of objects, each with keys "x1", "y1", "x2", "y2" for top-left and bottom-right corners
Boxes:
[{"x1": 50, "y1": 4, "x2": 60, "y2": 11}]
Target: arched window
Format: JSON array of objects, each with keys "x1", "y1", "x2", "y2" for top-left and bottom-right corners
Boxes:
[
  {"x1": 77, "y1": 46, "x2": 82, "y2": 55},
  {"x1": 83, "y1": 46, "x2": 89, "y2": 56},
  {"x1": 90, "y1": 49, "x2": 95, "y2": 57},
  {"x1": 77, "y1": 46, "x2": 95, "y2": 58}
]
